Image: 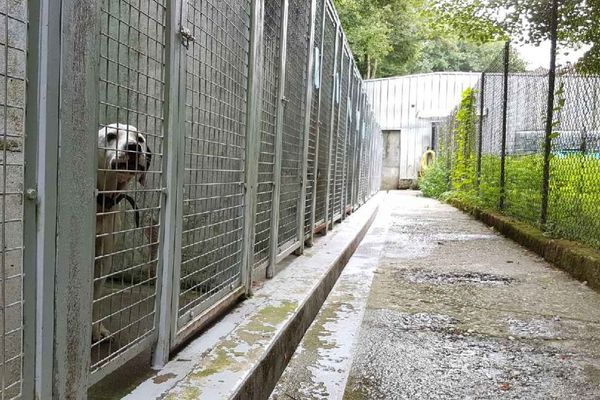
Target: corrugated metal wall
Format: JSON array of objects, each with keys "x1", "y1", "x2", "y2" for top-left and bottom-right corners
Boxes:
[{"x1": 365, "y1": 73, "x2": 480, "y2": 182}]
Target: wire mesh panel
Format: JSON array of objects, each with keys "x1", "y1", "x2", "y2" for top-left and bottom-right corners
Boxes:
[
  {"x1": 314, "y1": 9, "x2": 335, "y2": 229},
  {"x1": 304, "y1": 0, "x2": 324, "y2": 238},
  {"x1": 277, "y1": 0, "x2": 310, "y2": 252},
  {"x1": 346, "y1": 73, "x2": 358, "y2": 209},
  {"x1": 358, "y1": 96, "x2": 368, "y2": 203},
  {"x1": 548, "y1": 72, "x2": 600, "y2": 248},
  {"x1": 254, "y1": 0, "x2": 281, "y2": 268},
  {"x1": 327, "y1": 35, "x2": 341, "y2": 224},
  {"x1": 93, "y1": 0, "x2": 166, "y2": 374},
  {"x1": 0, "y1": 0, "x2": 27, "y2": 396},
  {"x1": 176, "y1": 0, "x2": 250, "y2": 331},
  {"x1": 335, "y1": 49, "x2": 349, "y2": 217},
  {"x1": 503, "y1": 72, "x2": 548, "y2": 223},
  {"x1": 351, "y1": 84, "x2": 362, "y2": 207},
  {"x1": 479, "y1": 71, "x2": 504, "y2": 209}
]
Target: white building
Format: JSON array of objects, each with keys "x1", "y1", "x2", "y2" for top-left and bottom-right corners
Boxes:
[{"x1": 365, "y1": 72, "x2": 480, "y2": 189}]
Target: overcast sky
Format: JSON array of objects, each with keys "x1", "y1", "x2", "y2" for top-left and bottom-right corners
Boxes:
[{"x1": 516, "y1": 41, "x2": 591, "y2": 70}]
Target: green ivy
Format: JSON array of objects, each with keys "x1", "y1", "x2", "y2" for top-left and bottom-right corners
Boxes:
[{"x1": 450, "y1": 88, "x2": 478, "y2": 195}]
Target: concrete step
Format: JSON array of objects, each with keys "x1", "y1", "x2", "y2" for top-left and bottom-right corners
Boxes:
[
  {"x1": 270, "y1": 195, "x2": 390, "y2": 400},
  {"x1": 122, "y1": 193, "x2": 382, "y2": 400}
]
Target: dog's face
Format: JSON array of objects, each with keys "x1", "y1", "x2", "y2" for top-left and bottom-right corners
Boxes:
[{"x1": 97, "y1": 123, "x2": 152, "y2": 191}]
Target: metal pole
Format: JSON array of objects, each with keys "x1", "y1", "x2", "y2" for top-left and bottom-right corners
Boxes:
[
  {"x1": 296, "y1": 0, "x2": 317, "y2": 254},
  {"x1": 476, "y1": 72, "x2": 486, "y2": 190},
  {"x1": 499, "y1": 41, "x2": 510, "y2": 210},
  {"x1": 241, "y1": 0, "x2": 264, "y2": 290},
  {"x1": 53, "y1": 0, "x2": 101, "y2": 396},
  {"x1": 25, "y1": 0, "x2": 61, "y2": 397},
  {"x1": 267, "y1": 0, "x2": 289, "y2": 279},
  {"x1": 152, "y1": 0, "x2": 187, "y2": 368},
  {"x1": 541, "y1": 0, "x2": 559, "y2": 226}
]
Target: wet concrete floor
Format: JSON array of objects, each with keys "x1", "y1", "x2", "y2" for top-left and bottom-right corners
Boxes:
[{"x1": 272, "y1": 191, "x2": 600, "y2": 399}]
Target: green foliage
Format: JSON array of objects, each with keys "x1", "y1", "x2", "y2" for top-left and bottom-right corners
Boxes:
[
  {"x1": 547, "y1": 154, "x2": 600, "y2": 248},
  {"x1": 335, "y1": 0, "x2": 394, "y2": 78},
  {"x1": 418, "y1": 159, "x2": 449, "y2": 199},
  {"x1": 432, "y1": 0, "x2": 600, "y2": 73},
  {"x1": 334, "y1": 0, "x2": 527, "y2": 78},
  {"x1": 450, "y1": 88, "x2": 477, "y2": 194}
]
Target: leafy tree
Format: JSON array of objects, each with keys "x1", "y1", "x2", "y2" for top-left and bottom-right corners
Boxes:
[
  {"x1": 335, "y1": 0, "x2": 393, "y2": 79},
  {"x1": 335, "y1": 0, "x2": 527, "y2": 77},
  {"x1": 432, "y1": 0, "x2": 599, "y2": 73}
]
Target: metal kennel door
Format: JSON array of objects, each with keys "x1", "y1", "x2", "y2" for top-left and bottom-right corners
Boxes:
[{"x1": 172, "y1": 0, "x2": 251, "y2": 345}]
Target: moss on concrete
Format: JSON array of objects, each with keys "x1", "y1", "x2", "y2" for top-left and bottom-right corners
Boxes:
[
  {"x1": 163, "y1": 386, "x2": 200, "y2": 400},
  {"x1": 448, "y1": 198, "x2": 600, "y2": 291}
]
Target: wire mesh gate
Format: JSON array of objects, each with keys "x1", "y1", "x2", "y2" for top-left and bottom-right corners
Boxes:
[
  {"x1": 314, "y1": 5, "x2": 336, "y2": 232},
  {"x1": 254, "y1": 0, "x2": 282, "y2": 270},
  {"x1": 275, "y1": 0, "x2": 310, "y2": 258},
  {"x1": 173, "y1": 0, "x2": 251, "y2": 344},
  {"x1": 0, "y1": 0, "x2": 28, "y2": 397},
  {"x1": 6, "y1": 0, "x2": 383, "y2": 397}
]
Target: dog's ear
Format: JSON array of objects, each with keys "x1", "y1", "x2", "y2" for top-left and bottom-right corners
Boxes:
[{"x1": 138, "y1": 144, "x2": 152, "y2": 186}]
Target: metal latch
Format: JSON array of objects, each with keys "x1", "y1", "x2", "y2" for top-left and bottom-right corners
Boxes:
[
  {"x1": 180, "y1": 26, "x2": 196, "y2": 49},
  {"x1": 25, "y1": 188, "x2": 37, "y2": 201}
]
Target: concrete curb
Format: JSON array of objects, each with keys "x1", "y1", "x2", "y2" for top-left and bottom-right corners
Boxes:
[
  {"x1": 233, "y1": 199, "x2": 380, "y2": 400},
  {"x1": 124, "y1": 194, "x2": 382, "y2": 400},
  {"x1": 448, "y1": 198, "x2": 600, "y2": 291}
]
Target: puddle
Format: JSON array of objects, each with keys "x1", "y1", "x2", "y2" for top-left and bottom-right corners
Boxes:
[{"x1": 398, "y1": 269, "x2": 514, "y2": 286}]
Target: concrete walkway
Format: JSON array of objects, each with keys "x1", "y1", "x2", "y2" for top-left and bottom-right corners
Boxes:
[{"x1": 272, "y1": 191, "x2": 600, "y2": 400}]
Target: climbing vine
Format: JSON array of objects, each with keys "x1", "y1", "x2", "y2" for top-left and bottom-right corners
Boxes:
[{"x1": 450, "y1": 88, "x2": 477, "y2": 194}]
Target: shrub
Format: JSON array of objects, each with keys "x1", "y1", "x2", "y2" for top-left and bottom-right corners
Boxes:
[{"x1": 418, "y1": 159, "x2": 449, "y2": 199}]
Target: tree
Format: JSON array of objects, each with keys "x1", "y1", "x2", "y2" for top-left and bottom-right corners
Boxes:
[
  {"x1": 432, "y1": 0, "x2": 600, "y2": 73},
  {"x1": 335, "y1": 0, "x2": 526, "y2": 78},
  {"x1": 335, "y1": 0, "x2": 393, "y2": 79}
]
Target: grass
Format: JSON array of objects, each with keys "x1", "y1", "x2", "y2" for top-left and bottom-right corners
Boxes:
[{"x1": 419, "y1": 154, "x2": 600, "y2": 250}]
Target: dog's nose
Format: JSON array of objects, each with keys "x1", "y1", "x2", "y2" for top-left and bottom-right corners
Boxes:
[{"x1": 126, "y1": 143, "x2": 143, "y2": 153}]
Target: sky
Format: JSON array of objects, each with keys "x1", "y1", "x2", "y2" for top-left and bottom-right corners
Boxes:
[{"x1": 517, "y1": 41, "x2": 591, "y2": 70}]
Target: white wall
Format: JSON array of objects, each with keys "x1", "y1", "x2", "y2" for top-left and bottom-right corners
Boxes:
[{"x1": 365, "y1": 73, "x2": 480, "y2": 181}]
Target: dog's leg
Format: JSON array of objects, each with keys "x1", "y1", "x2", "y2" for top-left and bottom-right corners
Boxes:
[{"x1": 92, "y1": 215, "x2": 115, "y2": 342}]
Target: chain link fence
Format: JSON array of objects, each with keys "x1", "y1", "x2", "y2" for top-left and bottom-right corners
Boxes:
[
  {"x1": 1, "y1": 0, "x2": 382, "y2": 397},
  {"x1": 434, "y1": 36, "x2": 600, "y2": 250}
]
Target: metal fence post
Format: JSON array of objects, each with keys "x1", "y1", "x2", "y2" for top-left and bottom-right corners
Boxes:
[
  {"x1": 541, "y1": 0, "x2": 559, "y2": 226},
  {"x1": 296, "y1": 0, "x2": 317, "y2": 254},
  {"x1": 267, "y1": 0, "x2": 289, "y2": 279},
  {"x1": 476, "y1": 72, "x2": 486, "y2": 190},
  {"x1": 53, "y1": 0, "x2": 101, "y2": 396},
  {"x1": 324, "y1": 26, "x2": 340, "y2": 231},
  {"x1": 152, "y1": 0, "x2": 185, "y2": 368},
  {"x1": 499, "y1": 41, "x2": 510, "y2": 210},
  {"x1": 308, "y1": 0, "x2": 327, "y2": 246},
  {"x1": 24, "y1": 0, "x2": 61, "y2": 397},
  {"x1": 242, "y1": 0, "x2": 265, "y2": 285}
]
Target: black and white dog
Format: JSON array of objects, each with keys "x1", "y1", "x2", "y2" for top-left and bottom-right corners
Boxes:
[{"x1": 94, "y1": 123, "x2": 152, "y2": 342}]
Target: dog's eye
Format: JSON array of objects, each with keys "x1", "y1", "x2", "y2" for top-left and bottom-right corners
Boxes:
[{"x1": 106, "y1": 131, "x2": 118, "y2": 142}]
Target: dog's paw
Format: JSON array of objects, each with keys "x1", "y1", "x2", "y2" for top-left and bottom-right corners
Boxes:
[{"x1": 92, "y1": 323, "x2": 112, "y2": 343}]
